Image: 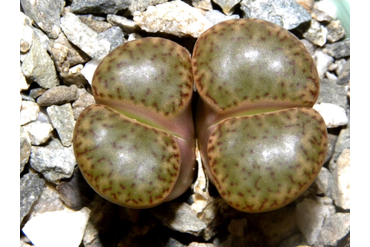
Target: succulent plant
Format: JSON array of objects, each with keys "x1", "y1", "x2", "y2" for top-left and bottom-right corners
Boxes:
[
  {"x1": 73, "y1": 37, "x2": 196, "y2": 209},
  {"x1": 192, "y1": 19, "x2": 328, "y2": 213}
]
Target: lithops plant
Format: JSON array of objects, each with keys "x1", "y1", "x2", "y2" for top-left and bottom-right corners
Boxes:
[
  {"x1": 193, "y1": 19, "x2": 328, "y2": 213},
  {"x1": 73, "y1": 37, "x2": 196, "y2": 208}
]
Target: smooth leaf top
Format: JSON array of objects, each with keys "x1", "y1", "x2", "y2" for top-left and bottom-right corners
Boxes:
[
  {"x1": 92, "y1": 37, "x2": 194, "y2": 134},
  {"x1": 192, "y1": 18, "x2": 319, "y2": 115},
  {"x1": 73, "y1": 105, "x2": 181, "y2": 208},
  {"x1": 206, "y1": 107, "x2": 327, "y2": 212}
]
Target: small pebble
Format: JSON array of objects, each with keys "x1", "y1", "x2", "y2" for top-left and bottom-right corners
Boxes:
[
  {"x1": 317, "y1": 213, "x2": 350, "y2": 246},
  {"x1": 213, "y1": 0, "x2": 241, "y2": 15},
  {"x1": 20, "y1": 127, "x2": 32, "y2": 173},
  {"x1": 22, "y1": 121, "x2": 54, "y2": 145},
  {"x1": 326, "y1": 20, "x2": 346, "y2": 43},
  {"x1": 133, "y1": 0, "x2": 213, "y2": 38},
  {"x1": 29, "y1": 139, "x2": 76, "y2": 182},
  {"x1": 20, "y1": 173, "x2": 46, "y2": 224},
  {"x1": 47, "y1": 103, "x2": 75, "y2": 147},
  {"x1": 302, "y1": 19, "x2": 327, "y2": 46},
  {"x1": 204, "y1": 9, "x2": 239, "y2": 25},
  {"x1": 323, "y1": 40, "x2": 350, "y2": 59},
  {"x1": 20, "y1": 101, "x2": 40, "y2": 126},
  {"x1": 295, "y1": 198, "x2": 334, "y2": 245},
  {"x1": 70, "y1": 0, "x2": 130, "y2": 14},
  {"x1": 313, "y1": 50, "x2": 334, "y2": 78},
  {"x1": 22, "y1": 207, "x2": 91, "y2": 247},
  {"x1": 331, "y1": 149, "x2": 350, "y2": 210},
  {"x1": 37, "y1": 85, "x2": 79, "y2": 106},
  {"x1": 313, "y1": 103, "x2": 348, "y2": 128},
  {"x1": 107, "y1": 14, "x2": 139, "y2": 33}
]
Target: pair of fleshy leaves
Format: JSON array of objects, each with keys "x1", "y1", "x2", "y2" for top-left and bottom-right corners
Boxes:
[{"x1": 73, "y1": 19, "x2": 327, "y2": 213}]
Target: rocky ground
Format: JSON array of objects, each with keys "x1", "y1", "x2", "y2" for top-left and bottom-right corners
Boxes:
[{"x1": 20, "y1": 0, "x2": 350, "y2": 246}]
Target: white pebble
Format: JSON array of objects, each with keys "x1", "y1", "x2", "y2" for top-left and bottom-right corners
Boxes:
[
  {"x1": 22, "y1": 121, "x2": 53, "y2": 145},
  {"x1": 133, "y1": 0, "x2": 213, "y2": 38},
  {"x1": 22, "y1": 207, "x2": 91, "y2": 247},
  {"x1": 81, "y1": 59, "x2": 101, "y2": 85},
  {"x1": 20, "y1": 101, "x2": 40, "y2": 126},
  {"x1": 313, "y1": 103, "x2": 348, "y2": 128}
]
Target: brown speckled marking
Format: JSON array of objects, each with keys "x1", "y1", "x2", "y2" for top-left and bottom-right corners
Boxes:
[
  {"x1": 192, "y1": 18, "x2": 319, "y2": 112},
  {"x1": 206, "y1": 107, "x2": 327, "y2": 213},
  {"x1": 92, "y1": 37, "x2": 193, "y2": 118},
  {"x1": 73, "y1": 104, "x2": 181, "y2": 208}
]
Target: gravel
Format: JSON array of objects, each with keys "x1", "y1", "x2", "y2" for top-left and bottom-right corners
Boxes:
[{"x1": 19, "y1": 1, "x2": 350, "y2": 246}]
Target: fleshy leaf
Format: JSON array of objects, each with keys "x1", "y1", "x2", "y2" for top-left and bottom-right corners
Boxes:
[
  {"x1": 73, "y1": 38, "x2": 196, "y2": 208},
  {"x1": 193, "y1": 19, "x2": 327, "y2": 213},
  {"x1": 206, "y1": 108, "x2": 327, "y2": 212},
  {"x1": 193, "y1": 18, "x2": 319, "y2": 115},
  {"x1": 92, "y1": 37, "x2": 194, "y2": 135},
  {"x1": 74, "y1": 105, "x2": 184, "y2": 208}
]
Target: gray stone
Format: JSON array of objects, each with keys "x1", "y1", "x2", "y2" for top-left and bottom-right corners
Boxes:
[
  {"x1": 129, "y1": 0, "x2": 169, "y2": 12},
  {"x1": 72, "y1": 88, "x2": 96, "y2": 120},
  {"x1": 56, "y1": 167, "x2": 95, "y2": 210},
  {"x1": 331, "y1": 149, "x2": 350, "y2": 210},
  {"x1": 213, "y1": 0, "x2": 241, "y2": 15},
  {"x1": 29, "y1": 139, "x2": 76, "y2": 182},
  {"x1": 22, "y1": 121, "x2": 54, "y2": 146},
  {"x1": 79, "y1": 15, "x2": 112, "y2": 33},
  {"x1": 299, "y1": 39, "x2": 316, "y2": 56},
  {"x1": 20, "y1": 127, "x2": 32, "y2": 173},
  {"x1": 240, "y1": 0, "x2": 312, "y2": 30},
  {"x1": 48, "y1": 32, "x2": 90, "y2": 82},
  {"x1": 151, "y1": 202, "x2": 207, "y2": 236},
  {"x1": 20, "y1": 0, "x2": 65, "y2": 38},
  {"x1": 21, "y1": 36, "x2": 60, "y2": 89},
  {"x1": 332, "y1": 126, "x2": 350, "y2": 162},
  {"x1": 326, "y1": 20, "x2": 346, "y2": 43},
  {"x1": 313, "y1": 167, "x2": 333, "y2": 196},
  {"x1": 37, "y1": 85, "x2": 79, "y2": 107},
  {"x1": 20, "y1": 173, "x2": 46, "y2": 224},
  {"x1": 20, "y1": 101, "x2": 40, "y2": 126},
  {"x1": 107, "y1": 14, "x2": 140, "y2": 33},
  {"x1": 317, "y1": 213, "x2": 350, "y2": 246},
  {"x1": 96, "y1": 26, "x2": 126, "y2": 51},
  {"x1": 20, "y1": 12, "x2": 35, "y2": 53},
  {"x1": 317, "y1": 78, "x2": 348, "y2": 109},
  {"x1": 335, "y1": 58, "x2": 350, "y2": 85},
  {"x1": 204, "y1": 10, "x2": 239, "y2": 25},
  {"x1": 313, "y1": 50, "x2": 334, "y2": 78},
  {"x1": 60, "y1": 12, "x2": 111, "y2": 60},
  {"x1": 323, "y1": 39, "x2": 350, "y2": 59},
  {"x1": 47, "y1": 103, "x2": 75, "y2": 147},
  {"x1": 28, "y1": 183, "x2": 66, "y2": 219},
  {"x1": 295, "y1": 197, "x2": 334, "y2": 245},
  {"x1": 133, "y1": 0, "x2": 213, "y2": 38},
  {"x1": 71, "y1": 0, "x2": 131, "y2": 14},
  {"x1": 302, "y1": 19, "x2": 327, "y2": 46}
]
